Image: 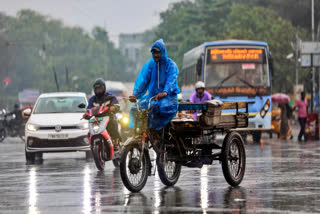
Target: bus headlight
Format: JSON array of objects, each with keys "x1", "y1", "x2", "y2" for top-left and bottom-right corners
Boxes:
[
  {"x1": 260, "y1": 109, "x2": 266, "y2": 118},
  {"x1": 260, "y1": 99, "x2": 270, "y2": 118}
]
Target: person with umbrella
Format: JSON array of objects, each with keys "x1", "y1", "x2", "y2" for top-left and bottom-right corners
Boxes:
[{"x1": 272, "y1": 93, "x2": 293, "y2": 139}]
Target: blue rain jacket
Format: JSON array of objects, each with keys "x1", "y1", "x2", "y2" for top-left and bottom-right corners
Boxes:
[{"x1": 129, "y1": 39, "x2": 180, "y2": 130}]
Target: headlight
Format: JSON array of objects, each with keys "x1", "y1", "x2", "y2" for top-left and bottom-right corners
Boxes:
[
  {"x1": 27, "y1": 124, "x2": 39, "y2": 132},
  {"x1": 93, "y1": 124, "x2": 100, "y2": 133},
  {"x1": 116, "y1": 113, "x2": 123, "y2": 120},
  {"x1": 79, "y1": 122, "x2": 89, "y2": 130},
  {"x1": 121, "y1": 116, "x2": 129, "y2": 125},
  {"x1": 260, "y1": 99, "x2": 270, "y2": 118}
]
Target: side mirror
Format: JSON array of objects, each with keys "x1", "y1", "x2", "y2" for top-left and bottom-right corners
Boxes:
[
  {"x1": 78, "y1": 103, "x2": 86, "y2": 109},
  {"x1": 23, "y1": 108, "x2": 32, "y2": 117},
  {"x1": 196, "y1": 57, "x2": 202, "y2": 76}
]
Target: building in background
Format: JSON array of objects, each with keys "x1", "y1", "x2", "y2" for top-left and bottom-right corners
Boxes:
[{"x1": 119, "y1": 33, "x2": 144, "y2": 62}]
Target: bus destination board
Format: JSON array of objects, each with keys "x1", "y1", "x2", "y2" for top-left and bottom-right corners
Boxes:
[{"x1": 209, "y1": 48, "x2": 264, "y2": 63}]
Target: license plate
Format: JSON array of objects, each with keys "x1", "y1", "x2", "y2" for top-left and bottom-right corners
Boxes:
[{"x1": 48, "y1": 134, "x2": 69, "y2": 139}]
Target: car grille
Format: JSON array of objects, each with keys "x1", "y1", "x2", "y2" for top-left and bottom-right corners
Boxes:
[
  {"x1": 39, "y1": 126, "x2": 79, "y2": 130},
  {"x1": 28, "y1": 136, "x2": 89, "y2": 148}
]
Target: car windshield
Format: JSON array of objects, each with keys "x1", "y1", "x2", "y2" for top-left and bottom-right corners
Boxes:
[{"x1": 33, "y1": 96, "x2": 86, "y2": 114}]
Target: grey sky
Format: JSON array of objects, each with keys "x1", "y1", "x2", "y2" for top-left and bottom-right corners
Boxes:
[{"x1": 1, "y1": 0, "x2": 180, "y2": 45}]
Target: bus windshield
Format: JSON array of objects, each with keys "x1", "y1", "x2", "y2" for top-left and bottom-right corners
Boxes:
[{"x1": 205, "y1": 47, "x2": 270, "y2": 88}]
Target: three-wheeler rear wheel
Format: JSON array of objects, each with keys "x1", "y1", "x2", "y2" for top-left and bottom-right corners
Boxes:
[
  {"x1": 221, "y1": 132, "x2": 246, "y2": 186},
  {"x1": 156, "y1": 155, "x2": 181, "y2": 186}
]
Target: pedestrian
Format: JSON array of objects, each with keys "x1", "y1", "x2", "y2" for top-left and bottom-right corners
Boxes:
[
  {"x1": 294, "y1": 92, "x2": 308, "y2": 142},
  {"x1": 279, "y1": 103, "x2": 293, "y2": 139}
]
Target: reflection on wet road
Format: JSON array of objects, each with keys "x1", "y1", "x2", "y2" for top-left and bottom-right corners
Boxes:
[{"x1": 0, "y1": 136, "x2": 320, "y2": 213}]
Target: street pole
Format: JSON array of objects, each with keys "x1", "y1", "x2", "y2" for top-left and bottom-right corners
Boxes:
[
  {"x1": 311, "y1": 0, "x2": 315, "y2": 112},
  {"x1": 295, "y1": 36, "x2": 299, "y2": 85}
]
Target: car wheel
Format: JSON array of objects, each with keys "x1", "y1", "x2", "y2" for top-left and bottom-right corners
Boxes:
[
  {"x1": 25, "y1": 146, "x2": 35, "y2": 164},
  {"x1": 85, "y1": 151, "x2": 92, "y2": 161}
]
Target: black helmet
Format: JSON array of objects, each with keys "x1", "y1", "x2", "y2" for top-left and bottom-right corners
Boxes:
[{"x1": 93, "y1": 78, "x2": 106, "y2": 98}]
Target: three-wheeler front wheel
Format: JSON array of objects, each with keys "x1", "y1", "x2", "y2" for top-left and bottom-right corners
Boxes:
[
  {"x1": 221, "y1": 132, "x2": 246, "y2": 187},
  {"x1": 120, "y1": 143, "x2": 149, "y2": 192}
]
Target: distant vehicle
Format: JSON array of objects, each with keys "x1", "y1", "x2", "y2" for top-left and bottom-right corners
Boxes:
[
  {"x1": 24, "y1": 92, "x2": 90, "y2": 163},
  {"x1": 180, "y1": 40, "x2": 273, "y2": 143},
  {"x1": 0, "y1": 109, "x2": 25, "y2": 142}
]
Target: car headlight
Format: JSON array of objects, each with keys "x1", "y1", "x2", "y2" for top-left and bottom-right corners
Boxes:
[
  {"x1": 79, "y1": 122, "x2": 89, "y2": 130},
  {"x1": 27, "y1": 124, "x2": 39, "y2": 132},
  {"x1": 93, "y1": 124, "x2": 100, "y2": 134}
]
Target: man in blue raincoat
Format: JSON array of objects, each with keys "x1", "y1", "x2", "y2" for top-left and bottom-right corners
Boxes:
[{"x1": 129, "y1": 39, "x2": 180, "y2": 138}]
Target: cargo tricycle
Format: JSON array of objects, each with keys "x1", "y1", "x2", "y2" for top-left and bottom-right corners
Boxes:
[{"x1": 120, "y1": 96, "x2": 248, "y2": 192}]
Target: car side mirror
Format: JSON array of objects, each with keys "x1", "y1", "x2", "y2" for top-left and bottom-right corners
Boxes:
[
  {"x1": 23, "y1": 108, "x2": 32, "y2": 117},
  {"x1": 196, "y1": 57, "x2": 202, "y2": 76},
  {"x1": 78, "y1": 103, "x2": 86, "y2": 109}
]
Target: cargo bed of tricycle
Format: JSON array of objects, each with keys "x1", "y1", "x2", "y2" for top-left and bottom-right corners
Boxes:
[{"x1": 172, "y1": 101, "x2": 249, "y2": 134}]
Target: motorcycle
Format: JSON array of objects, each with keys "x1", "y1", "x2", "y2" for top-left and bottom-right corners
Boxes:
[
  {"x1": 82, "y1": 105, "x2": 122, "y2": 170},
  {"x1": 0, "y1": 109, "x2": 25, "y2": 142},
  {"x1": 0, "y1": 110, "x2": 6, "y2": 142}
]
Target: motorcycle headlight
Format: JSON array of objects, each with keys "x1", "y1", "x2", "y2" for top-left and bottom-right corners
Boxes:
[
  {"x1": 79, "y1": 122, "x2": 89, "y2": 130},
  {"x1": 121, "y1": 116, "x2": 129, "y2": 125},
  {"x1": 93, "y1": 124, "x2": 100, "y2": 133},
  {"x1": 27, "y1": 124, "x2": 39, "y2": 132},
  {"x1": 116, "y1": 113, "x2": 123, "y2": 120}
]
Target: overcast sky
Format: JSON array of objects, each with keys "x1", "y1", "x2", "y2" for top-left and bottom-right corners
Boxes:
[{"x1": 1, "y1": 0, "x2": 180, "y2": 45}]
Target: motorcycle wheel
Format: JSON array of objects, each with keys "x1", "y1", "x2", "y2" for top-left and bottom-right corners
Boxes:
[
  {"x1": 120, "y1": 143, "x2": 149, "y2": 192},
  {"x1": 92, "y1": 143, "x2": 105, "y2": 171},
  {"x1": 221, "y1": 132, "x2": 246, "y2": 187},
  {"x1": 156, "y1": 155, "x2": 181, "y2": 186},
  {"x1": 0, "y1": 129, "x2": 6, "y2": 142}
]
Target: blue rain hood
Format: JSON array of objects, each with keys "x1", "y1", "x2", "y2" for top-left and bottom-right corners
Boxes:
[{"x1": 130, "y1": 39, "x2": 180, "y2": 130}]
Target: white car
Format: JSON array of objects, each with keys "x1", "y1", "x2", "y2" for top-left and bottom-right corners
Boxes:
[{"x1": 25, "y1": 92, "x2": 90, "y2": 163}]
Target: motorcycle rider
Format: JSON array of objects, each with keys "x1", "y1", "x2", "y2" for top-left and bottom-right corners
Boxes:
[
  {"x1": 190, "y1": 81, "x2": 212, "y2": 120},
  {"x1": 87, "y1": 78, "x2": 122, "y2": 149},
  {"x1": 6, "y1": 104, "x2": 23, "y2": 129}
]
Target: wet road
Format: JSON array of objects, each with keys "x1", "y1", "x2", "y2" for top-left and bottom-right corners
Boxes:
[{"x1": 1, "y1": 131, "x2": 320, "y2": 213}]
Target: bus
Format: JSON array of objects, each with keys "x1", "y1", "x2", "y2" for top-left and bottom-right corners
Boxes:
[{"x1": 180, "y1": 40, "x2": 273, "y2": 143}]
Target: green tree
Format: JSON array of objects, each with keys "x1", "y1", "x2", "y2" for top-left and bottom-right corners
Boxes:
[{"x1": 0, "y1": 9, "x2": 133, "y2": 101}]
